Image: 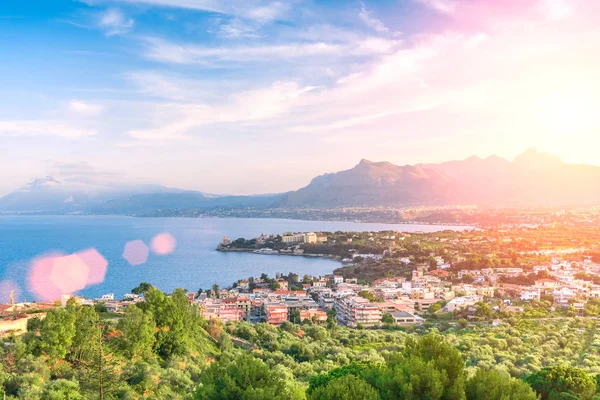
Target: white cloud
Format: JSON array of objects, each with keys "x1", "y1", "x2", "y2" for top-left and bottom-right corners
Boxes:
[
  {"x1": 414, "y1": 0, "x2": 456, "y2": 14},
  {"x1": 359, "y1": 2, "x2": 391, "y2": 34},
  {"x1": 141, "y1": 36, "x2": 401, "y2": 64},
  {"x1": 98, "y1": 8, "x2": 134, "y2": 36},
  {"x1": 215, "y1": 19, "x2": 261, "y2": 39},
  {"x1": 98, "y1": 0, "x2": 289, "y2": 21},
  {"x1": 0, "y1": 120, "x2": 96, "y2": 139},
  {"x1": 69, "y1": 100, "x2": 104, "y2": 116}
]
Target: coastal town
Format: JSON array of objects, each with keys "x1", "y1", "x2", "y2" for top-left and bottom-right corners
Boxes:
[{"x1": 5, "y1": 222, "x2": 600, "y2": 339}]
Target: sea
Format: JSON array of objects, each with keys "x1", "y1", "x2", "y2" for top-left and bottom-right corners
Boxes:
[{"x1": 0, "y1": 215, "x2": 473, "y2": 302}]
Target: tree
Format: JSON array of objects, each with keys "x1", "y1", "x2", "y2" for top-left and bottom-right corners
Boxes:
[
  {"x1": 473, "y1": 302, "x2": 493, "y2": 320},
  {"x1": 144, "y1": 288, "x2": 187, "y2": 359},
  {"x1": 466, "y1": 369, "x2": 537, "y2": 400},
  {"x1": 212, "y1": 283, "x2": 221, "y2": 299},
  {"x1": 309, "y1": 375, "x2": 378, "y2": 400},
  {"x1": 37, "y1": 307, "x2": 76, "y2": 359},
  {"x1": 290, "y1": 311, "x2": 301, "y2": 324},
  {"x1": 399, "y1": 332, "x2": 466, "y2": 399},
  {"x1": 116, "y1": 306, "x2": 156, "y2": 359},
  {"x1": 68, "y1": 302, "x2": 100, "y2": 363},
  {"x1": 41, "y1": 379, "x2": 85, "y2": 400},
  {"x1": 358, "y1": 290, "x2": 376, "y2": 302},
  {"x1": 194, "y1": 354, "x2": 304, "y2": 400},
  {"x1": 131, "y1": 282, "x2": 153, "y2": 295},
  {"x1": 381, "y1": 313, "x2": 394, "y2": 324},
  {"x1": 525, "y1": 366, "x2": 597, "y2": 400},
  {"x1": 377, "y1": 355, "x2": 445, "y2": 400},
  {"x1": 428, "y1": 301, "x2": 446, "y2": 314}
]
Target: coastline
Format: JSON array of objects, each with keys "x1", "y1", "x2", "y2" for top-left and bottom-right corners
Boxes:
[
  {"x1": 0, "y1": 213, "x2": 478, "y2": 229},
  {"x1": 217, "y1": 247, "x2": 345, "y2": 263}
]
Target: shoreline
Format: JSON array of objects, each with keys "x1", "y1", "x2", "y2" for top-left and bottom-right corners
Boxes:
[
  {"x1": 0, "y1": 213, "x2": 478, "y2": 229},
  {"x1": 217, "y1": 247, "x2": 345, "y2": 263}
]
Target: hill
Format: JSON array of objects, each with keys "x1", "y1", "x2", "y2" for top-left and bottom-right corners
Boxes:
[
  {"x1": 279, "y1": 149, "x2": 600, "y2": 207},
  {"x1": 279, "y1": 159, "x2": 461, "y2": 207}
]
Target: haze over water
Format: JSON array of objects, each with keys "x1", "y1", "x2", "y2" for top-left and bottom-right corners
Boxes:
[{"x1": 0, "y1": 215, "x2": 472, "y2": 301}]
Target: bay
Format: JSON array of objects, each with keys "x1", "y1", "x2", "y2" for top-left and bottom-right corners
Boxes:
[{"x1": 0, "y1": 215, "x2": 472, "y2": 301}]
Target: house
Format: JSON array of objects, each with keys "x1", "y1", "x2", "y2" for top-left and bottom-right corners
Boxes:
[
  {"x1": 333, "y1": 275, "x2": 344, "y2": 284},
  {"x1": 276, "y1": 279, "x2": 289, "y2": 290},
  {"x1": 520, "y1": 288, "x2": 541, "y2": 301},
  {"x1": 0, "y1": 316, "x2": 31, "y2": 337},
  {"x1": 266, "y1": 304, "x2": 288, "y2": 325},
  {"x1": 299, "y1": 309, "x2": 327, "y2": 323},
  {"x1": 443, "y1": 296, "x2": 481, "y2": 313},
  {"x1": 389, "y1": 312, "x2": 422, "y2": 326}
]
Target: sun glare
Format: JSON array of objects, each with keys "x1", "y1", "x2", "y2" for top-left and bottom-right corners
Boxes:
[{"x1": 542, "y1": 92, "x2": 595, "y2": 133}]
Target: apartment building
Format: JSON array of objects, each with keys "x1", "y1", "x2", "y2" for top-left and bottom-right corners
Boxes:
[
  {"x1": 266, "y1": 304, "x2": 288, "y2": 325},
  {"x1": 335, "y1": 296, "x2": 382, "y2": 328}
]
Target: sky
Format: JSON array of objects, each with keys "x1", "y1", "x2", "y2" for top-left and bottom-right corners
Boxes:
[{"x1": 1, "y1": 0, "x2": 599, "y2": 196}]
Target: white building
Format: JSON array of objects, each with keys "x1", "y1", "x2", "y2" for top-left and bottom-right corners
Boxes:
[{"x1": 520, "y1": 288, "x2": 541, "y2": 301}]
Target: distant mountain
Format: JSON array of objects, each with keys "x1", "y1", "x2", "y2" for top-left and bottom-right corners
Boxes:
[
  {"x1": 278, "y1": 159, "x2": 461, "y2": 207},
  {"x1": 3, "y1": 149, "x2": 600, "y2": 214},
  {"x1": 419, "y1": 148, "x2": 600, "y2": 206},
  {"x1": 279, "y1": 149, "x2": 600, "y2": 208},
  {"x1": 89, "y1": 192, "x2": 283, "y2": 215},
  {"x1": 0, "y1": 176, "x2": 283, "y2": 214},
  {"x1": 0, "y1": 177, "x2": 184, "y2": 213}
]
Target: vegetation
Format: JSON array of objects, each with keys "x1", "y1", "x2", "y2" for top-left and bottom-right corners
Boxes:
[{"x1": 3, "y1": 287, "x2": 600, "y2": 399}]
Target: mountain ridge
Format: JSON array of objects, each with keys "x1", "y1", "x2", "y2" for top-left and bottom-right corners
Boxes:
[{"x1": 2, "y1": 149, "x2": 599, "y2": 214}]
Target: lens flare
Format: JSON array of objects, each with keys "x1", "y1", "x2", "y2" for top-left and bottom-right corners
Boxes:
[
  {"x1": 123, "y1": 240, "x2": 149, "y2": 266},
  {"x1": 76, "y1": 248, "x2": 108, "y2": 285},
  {"x1": 28, "y1": 252, "x2": 66, "y2": 302},
  {"x1": 151, "y1": 232, "x2": 176, "y2": 255},
  {"x1": 51, "y1": 254, "x2": 90, "y2": 294}
]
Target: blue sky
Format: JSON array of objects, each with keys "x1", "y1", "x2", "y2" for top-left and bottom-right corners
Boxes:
[{"x1": 1, "y1": 0, "x2": 599, "y2": 195}]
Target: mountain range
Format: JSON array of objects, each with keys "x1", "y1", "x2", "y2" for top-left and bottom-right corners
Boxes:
[
  {"x1": 1, "y1": 149, "x2": 599, "y2": 214},
  {"x1": 279, "y1": 148, "x2": 600, "y2": 207}
]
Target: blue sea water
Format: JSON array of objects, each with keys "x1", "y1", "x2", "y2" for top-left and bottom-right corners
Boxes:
[{"x1": 0, "y1": 215, "x2": 472, "y2": 301}]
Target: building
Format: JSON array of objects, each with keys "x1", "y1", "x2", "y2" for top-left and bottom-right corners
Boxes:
[
  {"x1": 304, "y1": 232, "x2": 317, "y2": 244},
  {"x1": 335, "y1": 296, "x2": 382, "y2": 328},
  {"x1": 443, "y1": 296, "x2": 481, "y2": 313},
  {"x1": 276, "y1": 279, "x2": 289, "y2": 290},
  {"x1": 389, "y1": 312, "x2": 422, "y2": 326},
  {"x1": 0, "y1": 316, "x2": 30, "y2": 337},
  {"x1": 299, "y1": 309, "x2": 328, "y2": 323},
  {"x1": 282, "y1": 233, "x2": 306, "y2": 243},
  {"x1": 333, "y1": 275, "x2": 344, "y2": 284},
  {"x1": 520, "y1": 288, "x2": 541, "y2": 301},
  {"x1": 221, "y1": 296, "x2": 252, "y2": 314},
  {"x1": 266, "y1": 304, "x2": 288, "y2": 325}
]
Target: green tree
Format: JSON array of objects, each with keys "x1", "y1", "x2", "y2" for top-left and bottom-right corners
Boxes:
[
  {"x1": 309, "y1": 375, "x2": 378, "y2": 400},
  {"x1": 131, "y1": 282, "x2": 153, "y2": 295},
  {"x1": 68, "y1": 302, "x2": 100, "y2": 363},
  {"x1": 377, "y1": 356, "x2": 445, "y2": 400},
  {"x1": 41, "y1": 379, "x2": 84, "y2": 400},
  {"x1": 466, "y1": 369, "x2": 537, "y2": 400},
  {"x1": 212, "y1": 283, "x2": 221, "y2": 299},
  {"x1": 38, "y1": 307, "x2": 77, "y2": 359},
  {"x1": 116, "y1": 306, "x2": 156, "y2": 359},
  {"x1": 381, "y1": 313, "x2": 394, "y2": 324},
  {"x1": 525, "y1": 365, "x2": 597, "y2": 400},
  {"x1": 194, "y1": 354, "x2": 304, "y2": 400}
]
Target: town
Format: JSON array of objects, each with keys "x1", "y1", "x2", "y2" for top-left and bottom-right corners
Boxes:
[{"x1": 3, "y1": 222, "x2": 600, "y2": 339}]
